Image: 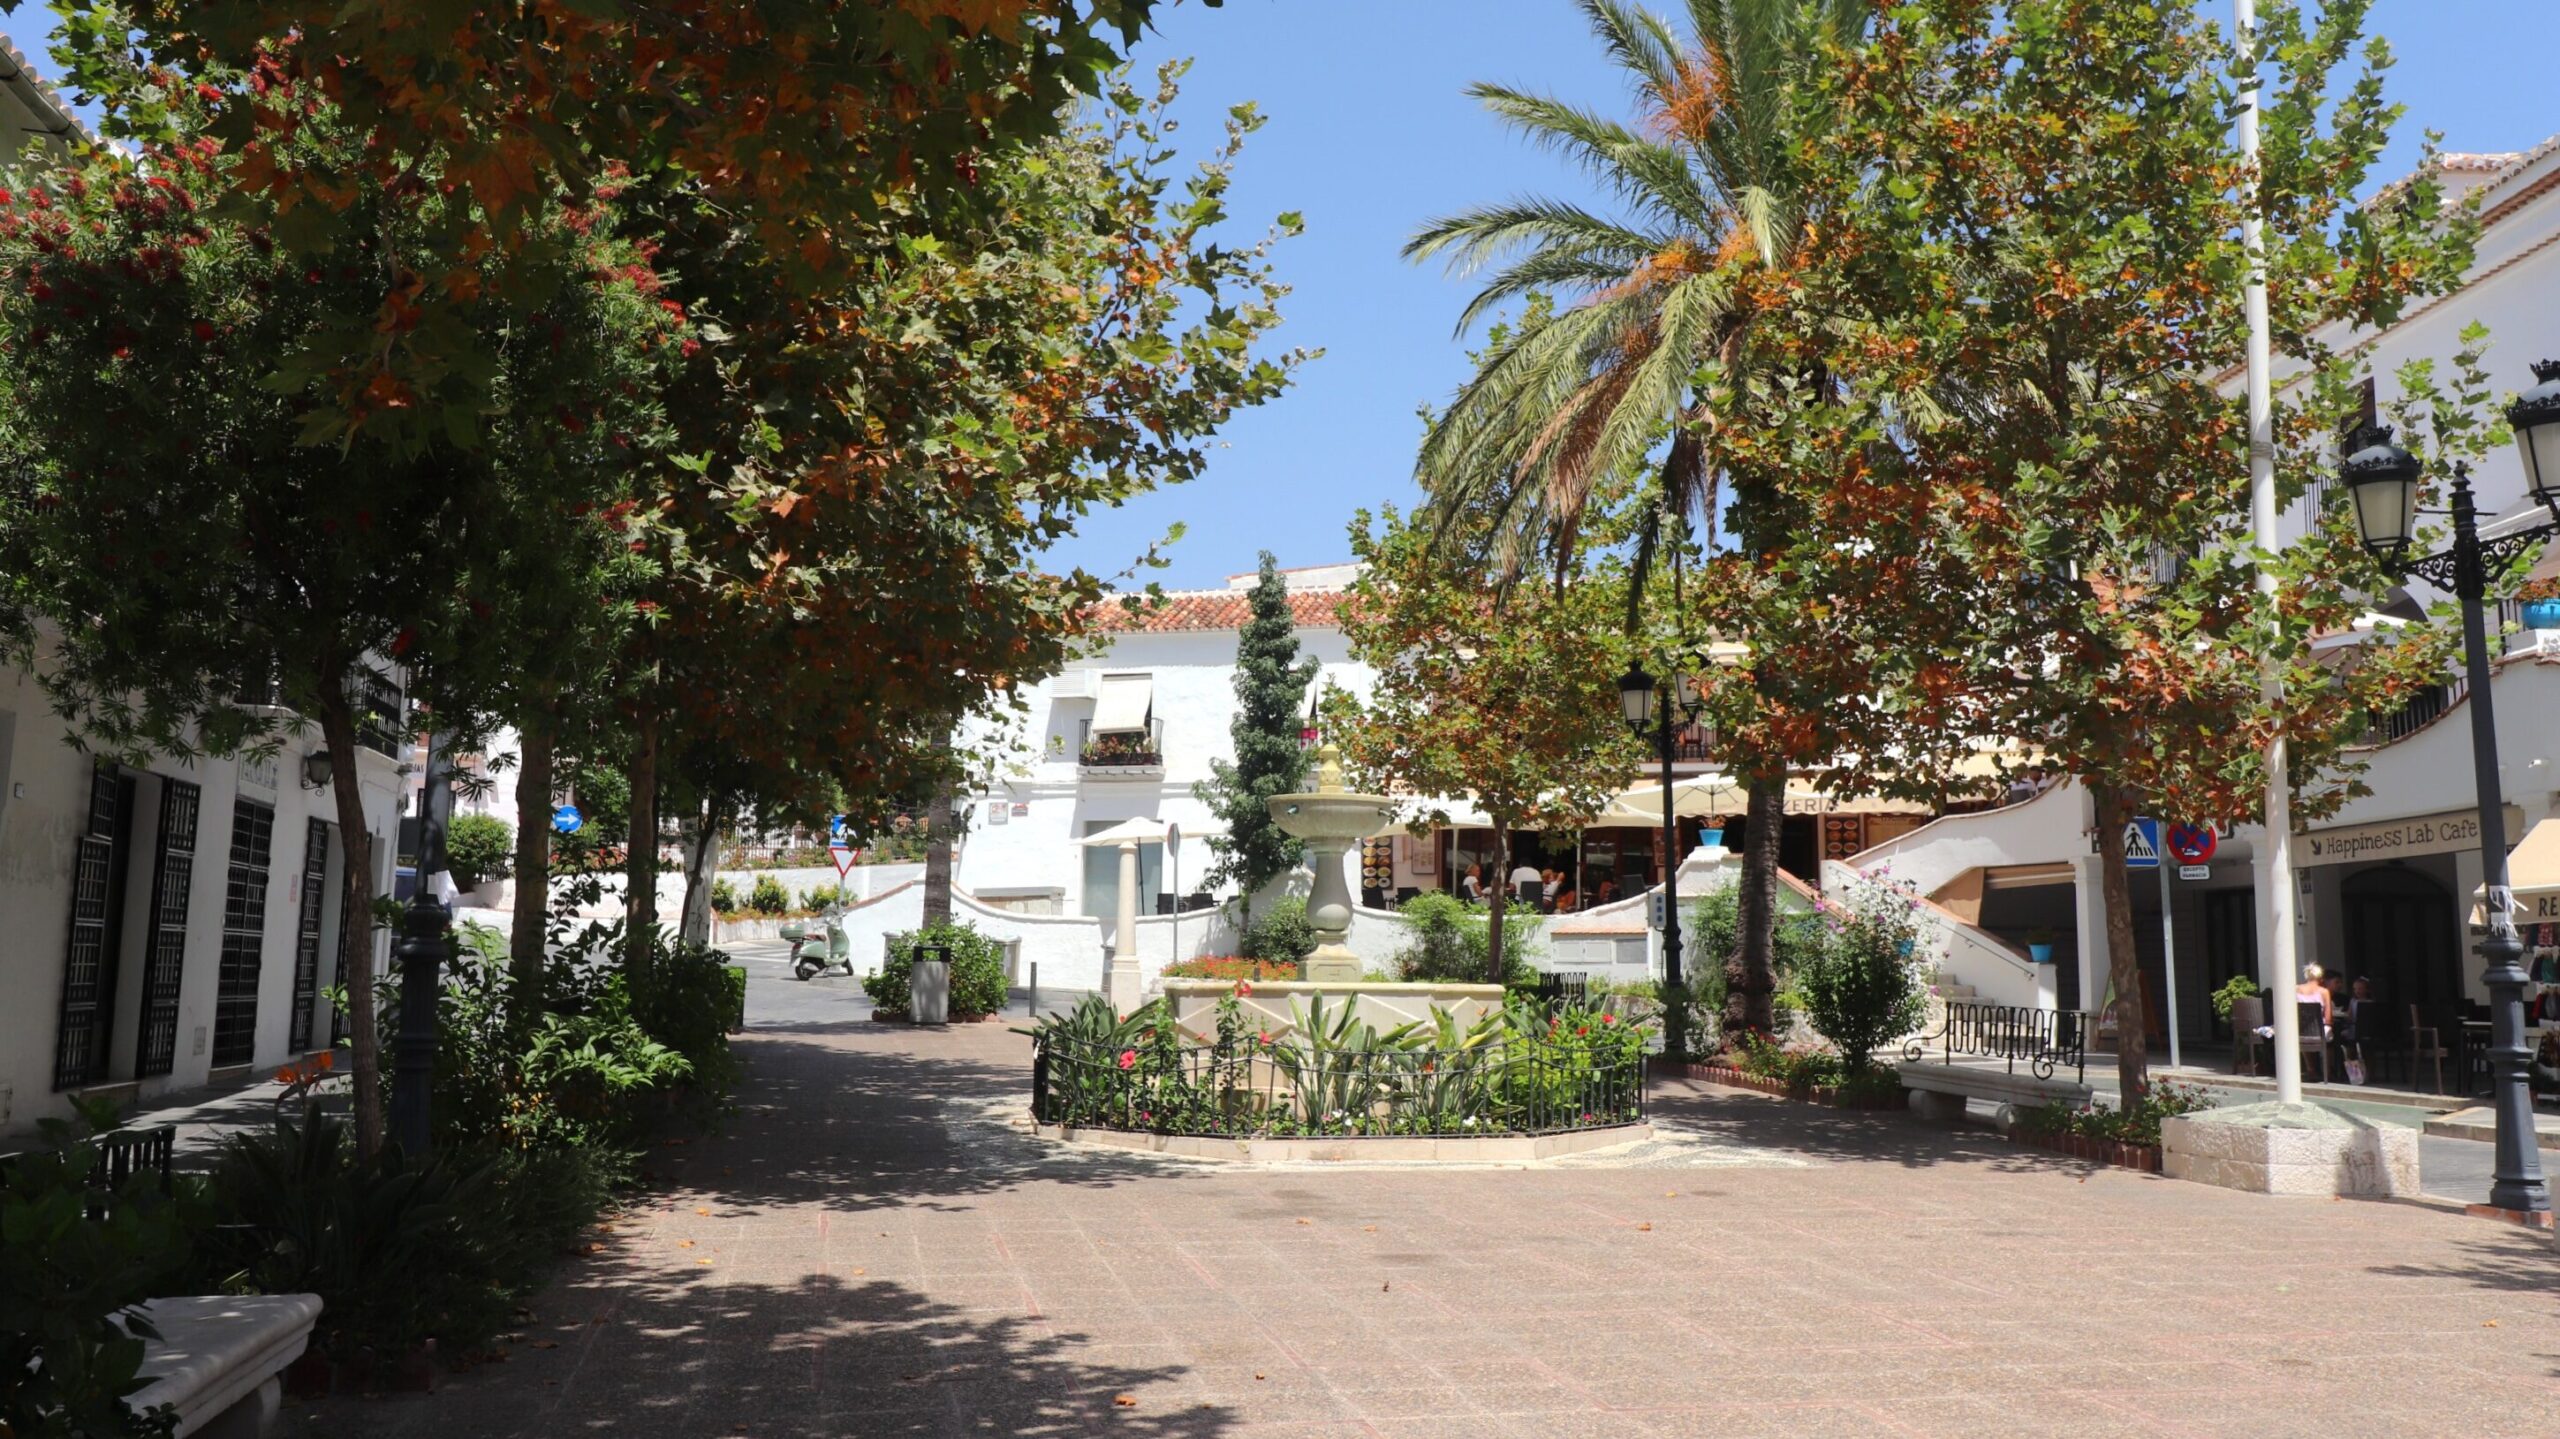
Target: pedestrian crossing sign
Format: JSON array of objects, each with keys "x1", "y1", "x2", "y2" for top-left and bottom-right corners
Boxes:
[{"x1": 2123, "y1": 818, "x2": 2162, "y2": 870}]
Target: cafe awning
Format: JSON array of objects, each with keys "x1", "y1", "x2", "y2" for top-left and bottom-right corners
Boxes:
[{"x1": 2473, "y1": 818, "x2": 2560, "y2": 928}]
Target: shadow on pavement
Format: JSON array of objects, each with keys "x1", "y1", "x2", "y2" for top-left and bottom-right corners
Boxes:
[
  {"x1": 1646, "y1": 1075, "x2": 2120, "y2": 1176},
  {"x1": 289, "y1": 1266, "x2": 1237, "y2": 1438}
]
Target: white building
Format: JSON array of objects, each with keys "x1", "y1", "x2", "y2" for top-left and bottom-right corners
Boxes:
[
  {"x1": 1851, "y1": 140, "x2": 2560, "y2": 1051},
  {"x1": 956, "y1": 563, "x2": 1373, "y2": 920},
  {"x1": 0, "y1": 653, "x2": 410, "y2": 1139}
]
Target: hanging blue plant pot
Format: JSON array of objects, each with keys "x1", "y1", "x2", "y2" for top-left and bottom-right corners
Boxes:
[
  {"x1": 2521, "y1": 598, "x2": 2560, "y2": 631},
  {"x1": 1699, "y1": 828, "x2": 1726, "y2": 848},
  {"x1": 2028, "y1": 942, "x2": 2057, "y2": 965}
]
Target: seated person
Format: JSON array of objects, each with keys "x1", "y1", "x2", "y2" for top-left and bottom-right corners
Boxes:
[
  {"x1": 1554, "y1": 888, "x2": 1578, "y2": 913},
  {"x1": 2295, "y1": 964, "x2": 2333, "y2": 1032},
  {"x1": 2534, "y1": 1032, "x2": 2560, "y2": 1099},
  {"x1": 1595, "y1": 879, "x2": 1619, "y2": 907}
]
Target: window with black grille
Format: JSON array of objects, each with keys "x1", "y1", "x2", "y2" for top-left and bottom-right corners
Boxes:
[
  {"x1": 136, "y1": 779, "x2": 202, "y2": 1078},
  {"x1": 211, "y1": 798, "x2": 276, "y2": 1067},
  {"x1": 52, "y1": 765, "x2": 133, "y2": 1091},
  {"x1": 289, "y1": 819, "x2": 332, "y2": 1052}
]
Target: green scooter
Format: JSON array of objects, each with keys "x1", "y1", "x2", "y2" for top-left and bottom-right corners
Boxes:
[{"x1": 782, "y1": 904, "x2": 853, "y2": 980}]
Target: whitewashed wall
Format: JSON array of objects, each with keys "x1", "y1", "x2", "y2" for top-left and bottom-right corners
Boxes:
[
  {"x1": 956, "y1": 621, "x2": 1377, "y2": 918},
  {"x1": 1, "y1": 665, "x2": 403, "y2": 1138},
  {"x1": 1846, "y1": 782, "x2": 2090, "y2": 899}
]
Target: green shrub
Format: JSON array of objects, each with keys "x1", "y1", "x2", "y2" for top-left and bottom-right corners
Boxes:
[
  {"x1": 2013, "y1": 1080, "x2": 2212, "y2": 1147},
  {"x1": 1732, "y1": 1031, "x2": 1845, "y2": 1091},
  {"x1": 1392, "y1": 891, "x2": 1537, "y2": 984},
  {"x1": 800, "y1": 882, "x2": 843, "y2": 911},
  {"x1": 626, "y1": 940, "x2": 745, "y2": 1085},
  {"x1": 1797, "y1": 874, "x2": 1930, "y2": 1073},
  {"x1": 747, "y1": 874, "x2": 790, "y2": 914},
  {"x1": 866, "y1": 923, "x2": 1011, "y2": 1019},
  {"x1": 2210, "y1": 973, "x2": 2264, "y2": 1021},
  {"x1": 0, "y1": 1101, "x2": 188, "y2": 1439},
  {"x1": 443, "y1": 813, "x2": 514, "y2": 890},
  {"x1": 708, "y1": 878, "x2": 740, "y2": 914},
  {"x1": 1238, "y1": 897, "x2": 1317, "y2": 964}
]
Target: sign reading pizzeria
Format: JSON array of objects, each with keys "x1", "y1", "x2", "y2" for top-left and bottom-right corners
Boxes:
[{"x1": 2297, "y1": 805, "x2": 2526, "y2": 868}]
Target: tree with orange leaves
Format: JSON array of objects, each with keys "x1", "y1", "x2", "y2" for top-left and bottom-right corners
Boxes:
[
  {"x1": 597, "y1": 62, "x2": 1306, "y2": 955},
  {"x1": 38, "y1": 0, "x2": 1208, "y2": 446},
  {"x1": 1720, "y1": 0, "x2": 2474, "y2": 1101}
]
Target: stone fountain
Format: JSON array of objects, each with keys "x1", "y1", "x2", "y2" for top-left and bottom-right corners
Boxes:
[
  {"x1": 1267, "y1": 743, "x2": 1396, "y2": 982},
  {"x1": 1159, "y1": 744, "x2": 1506, "y2": 1040}
]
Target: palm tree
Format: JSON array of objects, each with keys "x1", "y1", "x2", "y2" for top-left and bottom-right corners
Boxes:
[{"x1": 1407, "y1": 0, "x2": 1865, "y2": 1040}]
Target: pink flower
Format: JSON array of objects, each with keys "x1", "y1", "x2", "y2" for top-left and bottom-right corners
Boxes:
[
  {"x1": 1117, "y1": 1049, "x2": 1137, "y2": 1071},
  {"x1": 1257, "y1": 1031, "x2": 1272, "y2": 1047},
  {"x1": 1236, "y1": 981, "x2": 1254, "y2": 998}
]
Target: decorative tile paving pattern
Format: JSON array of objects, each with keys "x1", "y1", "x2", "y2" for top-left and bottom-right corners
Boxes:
[{"x1": 286, "y1": 984, "x2": 2560, "y2": 1439}]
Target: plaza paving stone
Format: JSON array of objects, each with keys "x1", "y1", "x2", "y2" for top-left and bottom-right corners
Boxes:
[{"x1": 285, "y1": 972, "x2": 2560, "y2": 1438}]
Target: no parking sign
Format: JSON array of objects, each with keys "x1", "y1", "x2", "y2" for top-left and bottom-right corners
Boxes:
[{"x1": 2165, "y1": 822, "x2": 2217, "y2": 865}]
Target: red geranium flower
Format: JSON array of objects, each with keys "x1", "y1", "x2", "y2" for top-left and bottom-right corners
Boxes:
[{"x1": 1117, "y1": 1049, "x2": 1136, "y2": 1071}]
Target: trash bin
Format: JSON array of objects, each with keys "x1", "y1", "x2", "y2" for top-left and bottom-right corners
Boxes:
[{"x1": 908, "y1": 944, "x2": 951, "y2": 1026}]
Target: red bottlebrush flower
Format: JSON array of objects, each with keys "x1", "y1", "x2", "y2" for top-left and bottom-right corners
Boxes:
[
  {"x1": 192, "y1": 320, "x2": 215, "y2": 342},
  {"x1": 28, "y1": 280, "x2": 52, "y2": 301},
  {"x1": 1116, "y1": 1049, "x2": 1137, "y2": 1071},
  {"x1": 389, "y1": 626, "x2": 415, "y2": 657},
  {"x1": 679, "y1": 338, "x2": 702, "y2": 359},
  {"x1": 111, "y1": 345, "x2": 131, "y2": 361},
  {"x1": 194, "y1": 83, "x2": 221, "y2": 104},
  {"x1": 303, "y1": 267, "x2": 323, "y2": 285}
]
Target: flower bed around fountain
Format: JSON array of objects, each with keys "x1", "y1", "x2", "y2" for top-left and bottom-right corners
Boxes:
[{"x1": 1027, "y1": 989, "x2": 1651, "y2": 1161}]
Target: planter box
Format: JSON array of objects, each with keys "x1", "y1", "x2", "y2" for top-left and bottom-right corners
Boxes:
[
  {"x1": 2009, "y1": 1127, "x2": 2162, "y2": 1173},
  {"x1": 1652, "y1": 1057, "x2": 1906, "y2": 1111}
]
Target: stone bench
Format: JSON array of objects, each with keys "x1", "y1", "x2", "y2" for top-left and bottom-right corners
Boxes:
[
  {"x1": 1902, "y1": 1062, "x2": 2091, "y2": 1130},
  {"x1": 126, "y1": 1294, "x2": 323, "y2": 1438}
]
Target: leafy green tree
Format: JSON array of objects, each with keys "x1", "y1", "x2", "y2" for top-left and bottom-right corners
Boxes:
[
  {"x1": 1731, "y1": 0, "x2": 2470, "y2": 1099},
  {"x1": 1196, "y1": 552, "x2": 1318, "y2": 921},
  {"x1": 1330, "y1": 507, "x2": 1644, "y2": 984},
  {"x1": 1404, "y1": 0, "x2": 1870, "y2": 1039},
  {"x1": 42, "y1": 0, "x2": 1197, "y2": 447},
  {"x1": 0, "y1": 104, "x2": 676, "y2": 1157},
  {"x1": 603, "y1": 66, "x2": 1305, "y2": 958}
]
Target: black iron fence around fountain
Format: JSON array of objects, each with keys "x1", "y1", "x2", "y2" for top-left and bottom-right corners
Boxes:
[
  {"x1": 1031, "y1": 1035, "x2": 1646, "y2": 1139},
  {"x1": 1901, "y1": 1001, "x2": 2094, "y2": 1083}
]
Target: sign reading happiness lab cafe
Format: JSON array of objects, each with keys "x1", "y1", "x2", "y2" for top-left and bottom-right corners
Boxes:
[{"x1": 2297, "y1": 805, "x2": 2527, "y2": 867}]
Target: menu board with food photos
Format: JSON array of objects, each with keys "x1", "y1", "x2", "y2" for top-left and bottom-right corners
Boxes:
[{"x1": 1361, "y1": 837, "x2": 1393, "y2": 896}]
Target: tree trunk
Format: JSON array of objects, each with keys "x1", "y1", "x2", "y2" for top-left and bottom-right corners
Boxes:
[
  {"x1": 315, "y1": 678, "x2": 386, "y2": 1159},
  {"x1": 1485, "y1": 821, "x2": 1510, "y2": 985},
  {"x1": 922, "y1": 786, "x2": 955, "y2": 928},
  {"x1": 1725, "y1": 770, "x2": 1786, "y2": 1041},
  {"x1": 679, "y1": 789, "x2": 721, "y2": 949},
  {"x1": 509, "y1": 721, "x2": 554, "y2": 997},
  {"x1": 624, "y1": 712, "x2": 661, "y2": 967},
  {"x1": 2090, "y1": 784, "x2": 2150, "y2": 1104}
]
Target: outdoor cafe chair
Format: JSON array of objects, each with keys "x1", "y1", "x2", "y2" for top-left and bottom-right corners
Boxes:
[
  {"x1": 2229, "y1": 994, "x2": 2266, "y2": 1076},
  {"x1": 2295, "y1": 1001, "x2": 2329, "y2": 1084},
  {"x1": 2407, "y1": 1004, "x2": 2449, "y2": 1095}
]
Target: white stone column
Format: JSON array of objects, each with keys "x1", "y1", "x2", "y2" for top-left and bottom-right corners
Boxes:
[
  {"x1": 2072, "y1": 853, "x2": 2110, "y2": 1018},
  {"x1": 1106, "y1": 839, "x2": 1144, "y2": 1013}
]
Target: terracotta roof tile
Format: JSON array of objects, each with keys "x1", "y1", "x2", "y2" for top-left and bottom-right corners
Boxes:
[{"x1": 1087, "y1": 587, "x2": 1350, "y2": 634}]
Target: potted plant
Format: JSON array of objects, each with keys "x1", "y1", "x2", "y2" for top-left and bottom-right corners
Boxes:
[
  {"x1": 2023, "y1": 927, "x2": 2060, "y2": 965},
  {"x1": 2519, "y1": 576, "x2": 2560, "y2": 632}
]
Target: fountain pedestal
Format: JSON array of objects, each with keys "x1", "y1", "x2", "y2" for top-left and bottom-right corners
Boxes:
[{"x1": 1268, "y1": 745, "x2": 1398, "y2": 982}]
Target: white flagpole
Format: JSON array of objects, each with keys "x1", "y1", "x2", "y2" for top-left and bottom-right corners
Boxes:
[{"x1": 2236, "y1": 0, "x2": 2304, "y2": 1105}]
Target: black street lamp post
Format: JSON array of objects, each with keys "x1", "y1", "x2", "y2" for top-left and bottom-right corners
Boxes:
[
  {"x1": 1619, "y1": 663, "x2": 1708, "y2": 993},
  {"x1": 388, "y1": 728, "x2": 453, "y2": 1159},
  {"x1": 2340, "y1": 372, "x2": 2560, "y2": 1214}
]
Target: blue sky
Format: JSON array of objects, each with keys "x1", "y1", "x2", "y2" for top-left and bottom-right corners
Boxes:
[{"x1": 1063, "y1": 0, "x2": 2557, "y2": 591}]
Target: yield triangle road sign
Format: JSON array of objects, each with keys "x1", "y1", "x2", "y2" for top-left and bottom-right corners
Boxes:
[{"x1": 2123, "y1": 818, "x2": 2163, "y2": 869}]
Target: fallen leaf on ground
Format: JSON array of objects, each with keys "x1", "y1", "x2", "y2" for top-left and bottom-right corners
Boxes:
[
  {"x1": 1380, "y1": 1283, "x2": 1390, "y2": 1292},
  {"x1": 852, "y1": 1268, "x2": 866, "y2": 1276},
  {"x1": 530, "y1": 1340, "x2": 559, "y2": 1350},
  {"x1": 2484, "y1": 1320, "x2": 2500, "y2": 1328},
  {"x1": 678, "y1": 1240, "x2": 696, "y2": 1249},
  {"x1": 1113, "y1": 1395, "x2": 1137, "y2": 1408},
  {"x1": 1636, "y1": 1223, "x2": 1652, "y2": 1232},
  {"x1": 1294, "y1": 1218, "x2": 1310, "y2": 1226},
  {"x1": 695, "y1": 1207, "x2": 712, "y2": 1216},
  {"x1": 696, "y1": 1259, "x2": 713, "y2": 1266},
  {"x1": 1362, "y1": 1226, "x2": 1376, "y2": 1232},
  {"x1": 1254, "y1": 1374, "x2": 1265, "y2": 1381}
]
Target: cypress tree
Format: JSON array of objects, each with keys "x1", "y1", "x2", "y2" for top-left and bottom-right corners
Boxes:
[{"x1": 1196, "y1": 552, "x2": 1319, "y2": 922}]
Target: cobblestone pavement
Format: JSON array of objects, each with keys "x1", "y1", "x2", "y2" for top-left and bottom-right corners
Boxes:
[{"x1": 288, "y1": 973, "x2": 2560, "y2": 1439}]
